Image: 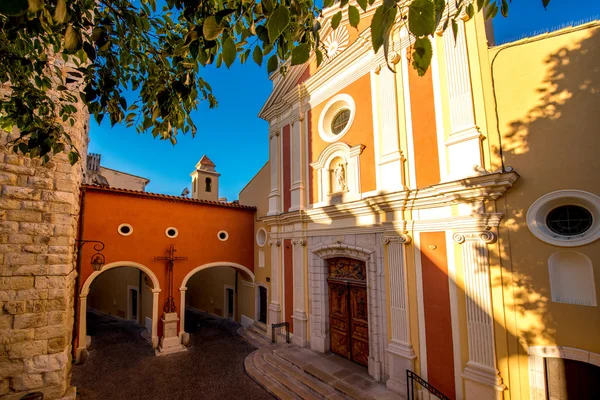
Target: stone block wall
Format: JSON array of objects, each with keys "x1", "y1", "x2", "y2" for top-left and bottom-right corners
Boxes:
[{"x1": 0, "y1": 113, "x2": 88, "y2": 399}]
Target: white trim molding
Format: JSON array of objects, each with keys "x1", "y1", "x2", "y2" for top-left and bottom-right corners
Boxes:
[
  {"x1": 118, "y1": 223, "x2": 133, "y2": 236},
  {"x1": 256, "y1": 227, "x2": 267, "y2": 247},
  {"x1": 453, "y1": 231, "x2": 506, "y2": 398},
  {"x1": 165, "y1": 227, "x2": 179, "y2": 238},
  {"x1": 527, "y1": 189, "x2": 600, "y2": 247}
]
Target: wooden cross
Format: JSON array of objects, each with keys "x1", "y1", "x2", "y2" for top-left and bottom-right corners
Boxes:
[{"x1": 155, "y1": 244, "x2": 187, "y2": 313}]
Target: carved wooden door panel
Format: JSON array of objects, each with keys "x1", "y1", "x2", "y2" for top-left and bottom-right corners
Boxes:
[
  {"x1": 349, "y1": 283, "x2": 369, "y2": 366},
  {"x1": 328, "y1": 281, "x2": 349, "y2": 359},
  {"x1": 327, "y1": 257, "x2": 369, "y2": 367}
]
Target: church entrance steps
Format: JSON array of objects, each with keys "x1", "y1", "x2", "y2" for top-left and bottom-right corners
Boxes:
[
  {"x1": 245, "y1": 345, "x2": 404, "y2": 400},
  {"x1": 237, "y1": 323, "x2": 274, "y2": 348}
]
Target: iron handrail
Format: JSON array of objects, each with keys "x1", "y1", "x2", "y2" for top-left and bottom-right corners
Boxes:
[
  {"x1": 271, "y1": 322, "x2": 290, "y2": 344},
  {"x1": 406, "y1": 370, "x2": 450, "y2": 400}
]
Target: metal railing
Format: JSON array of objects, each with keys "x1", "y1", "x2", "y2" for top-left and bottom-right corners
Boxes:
[
  {"x1": 406, "y1": 370, "x2": 450, "y2": 400},
  {"x1": 271, "y1": 322, "x2": 290, "y2": 344}
]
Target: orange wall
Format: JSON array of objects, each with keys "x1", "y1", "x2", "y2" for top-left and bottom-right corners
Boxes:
[
  {"x1": 408, "y1": 62, "x2": 440, "y2": 188},
  {"x1": 283, "y1": 239, "x2": 294, "y2": 332},
  {"x1": 78, "y1": 188, "x2": 255, "y2": 336},
  {"x1": 309, "y1": 74, "x2": 376, "y2": 203},
  {"x1": 282, "y1": 124, "x2": 291, "y2": 212},
  {"x1": 420, "y1": 232, "x2": 456, "y2": 399}
]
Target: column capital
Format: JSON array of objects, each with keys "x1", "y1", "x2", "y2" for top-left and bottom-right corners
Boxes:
[
  {"x1": 453, "y1": 230, "x2": 496, "y2": 244},
  {"x1": 268, "y1": 239, "x2": 281, "y2": 247},
  {"x1": 381, "y1": 234, "x2": 411, "y2": 244},
  {"x1": 269, "y1": 124, "x2": 280, "y2": 138},
  {"x1": 291, "y1": 237, "x2": 307, "y2": 246}
]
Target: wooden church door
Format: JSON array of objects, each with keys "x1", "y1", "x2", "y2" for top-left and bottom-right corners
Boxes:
[{"x1": 327, "y1": 258, "x2": 369, "y2": 366}]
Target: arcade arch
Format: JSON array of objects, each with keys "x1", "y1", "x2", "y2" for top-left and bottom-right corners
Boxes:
[{"x1": 77, "y1": 261, "x2": 161, "y2": 363}]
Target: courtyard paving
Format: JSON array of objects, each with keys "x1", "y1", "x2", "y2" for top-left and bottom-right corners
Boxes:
[{"x1": 71, "y1": 310, "x2": 273, "y2": 400}]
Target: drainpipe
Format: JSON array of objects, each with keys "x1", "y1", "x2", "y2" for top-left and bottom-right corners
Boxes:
[{"x1": 72, "y1": 186, "x2": 86, "y2": 362}]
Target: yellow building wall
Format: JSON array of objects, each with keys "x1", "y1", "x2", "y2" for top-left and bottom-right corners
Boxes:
[
  {"x1": 490, "y1": 23, "x2": 600, "y2": 399},
  {"x1": 239, "y1": 162, "x2": 272, "y2": 325},
  {"x1": 186, "y1": 267, "x2": 236, "y2": 318},
  {"x1": 87, "y1": 267, "x2": 152, "y2": 324}
]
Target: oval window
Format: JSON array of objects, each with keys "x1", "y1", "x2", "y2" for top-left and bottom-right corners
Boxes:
[
  {"x1": 218, "y1": 230, "x2": 229, "y2": 241},
  {"x1": 331, "y1": 109, "x2": 351, "y2": 135},
  {"x1": 118, "y1": 223, "x2": 133, "y2": 236},
  {"x1": 165, "y1": 227, "x2": 179, "y2": 238},
  {"x1": 546, "y1": 205, "x2": 593, "y2": 237}
]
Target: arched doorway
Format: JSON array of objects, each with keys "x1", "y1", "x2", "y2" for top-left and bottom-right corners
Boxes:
[
  {"x1": 179, "y1": 262, "x2": 255, "y2": 342},
  {"x1": 77, "y1": 261, "x2": 161, "y2": 363}
]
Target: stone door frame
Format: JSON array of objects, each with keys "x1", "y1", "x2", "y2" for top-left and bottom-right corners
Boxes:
[
  {"x1": 310, "y1": 243, "x2": 385, "y2": 381},
  {"x1": 255, "y1": 282, "x2": 269, "y2": 325},
  {"x1": 78, "y1": 261, "x2": 162, "y2": 363}
]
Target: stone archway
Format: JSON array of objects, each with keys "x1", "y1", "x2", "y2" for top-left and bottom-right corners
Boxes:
[
  {"x1": 77, "y1": 261, "x2": 162, "y2": 363},
  {"x1": 310, "y1": 243, "x2": 385, "y2": 381},
  {"x1": 178, "y1": 262, "x2": 255, "y2": 341}
]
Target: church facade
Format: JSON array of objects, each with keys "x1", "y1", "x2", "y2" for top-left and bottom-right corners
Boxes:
[{"x1": 239, "y1": 7, "x2": 600, "y2": 400}]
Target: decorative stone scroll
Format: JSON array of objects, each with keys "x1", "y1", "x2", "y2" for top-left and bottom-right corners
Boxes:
[{"x1": 453, "y1": 231, "x2": 506, "y2": 397}]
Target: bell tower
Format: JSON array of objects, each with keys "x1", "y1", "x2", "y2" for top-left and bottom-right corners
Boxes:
[{"x1": 190, "y1": 155, "x2": 220, "y2": 201}]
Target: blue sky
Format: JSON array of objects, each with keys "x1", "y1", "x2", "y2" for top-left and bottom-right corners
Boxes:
[{"x1": 88, "y1": 0, "x2": 600, "y2": 200}]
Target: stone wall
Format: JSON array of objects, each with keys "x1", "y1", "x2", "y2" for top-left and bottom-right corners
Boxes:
[{"x1": 0, "y1": 113, "x2": 88, "y2": 398}]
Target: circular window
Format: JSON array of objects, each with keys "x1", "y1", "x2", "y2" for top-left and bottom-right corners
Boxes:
[
  {"x1": 318, "y1": 94, "x2": 355, "y2": 142},
  {"x1": 118, "y1": 223, "x2": 133, "y2": 236},
  {"x1": 218, "y1": 230, "x2": 229, "y2": 241},
  {"x1": 256, "y1": 228, "x2": 267, "y2": 247},
  {"x1": 527, "y1": 190, "x2": 600, "y2": 247},
  {"x1": 546, "y1": 205, "x2": 593, "y2": 237},
  {"x1": 165, "y1": 227, "x2": 179, "y2": 238},
  {"x1": 331, "y1": 109, "x2": 351, "y2": 135}
]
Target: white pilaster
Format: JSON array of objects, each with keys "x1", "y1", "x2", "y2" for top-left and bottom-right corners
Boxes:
[
  {"x1": 382, "y1": 234, "x2": 415, "y2": 394},
  {"x1": 377, "y1": 68, "x2": 406, "y2": 192},
  {"x1": 453, "y1": 231, "x2": 505, "y2": 399},
  {"x1": 289, "y1": 114, "x2": 306, "y2": 212},
  {"x1": 268, "y1": 123, "x2": 282, "y2": 215},
  {"x1": 291, "y1": 237, "x2": 307, "y2": 346},
  {"x1": 443, "y1": 22, "x2": 485, "y2": 180},
  {"x1": 268, "y1": 239, "x2": 282, "y2": 330}
]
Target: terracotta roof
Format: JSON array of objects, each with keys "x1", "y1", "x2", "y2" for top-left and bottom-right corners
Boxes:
[
  {"x1": 82, "y1": 184, "x2": 256, "y2": 210},
  {"x1": 199, "y1": 155, "x2": 215, "y2": 166}
]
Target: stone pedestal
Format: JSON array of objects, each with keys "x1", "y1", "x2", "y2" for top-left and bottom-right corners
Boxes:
[{"x1": 156, "y1": 312, "x2": 187, "y2": 356}]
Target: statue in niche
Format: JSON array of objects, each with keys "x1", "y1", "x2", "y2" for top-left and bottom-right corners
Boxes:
[{"x1": 333, "y1": 162, "x2": 346, "y2": 193}]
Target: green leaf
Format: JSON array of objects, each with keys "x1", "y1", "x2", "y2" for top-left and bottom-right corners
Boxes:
[
  {"x1": 68, "y1": 151, "x2": 79, "y2": 165},
  {"x1": 408, "y1": 0, "x2": 436, "y2": 37},
  {"x1": 348, "y1": 5, "x2": 360, "y2": 28},
  {"x1": 451, "y1": 18, "x2": 458, "y2": 41},
  {"x1": 434, "y1": 0, "x2": 445, "y2": 27},
  {"x1": 253, "y1": 45, "x2": 263, "y2": 66},
  {"x1": 467, "y1": 3, "x2": 475, "y2": 19},
  {"x1": 316, "y1": 48, "x2": 324, "y2": 67},
  {"x1": 203, "y1": 16, "x2": 224, "y2": 41},
  {"x1": 291, "y1": 43, "x2": 310, "y2": 65},
  {"x1": 64, "y1": 25, "x2": 82, "y2": 52},
  {"x1": 222, "y1": 37, "x2": 236, "y2": 68},
  {"x1": 53, "y1": 0, "x2": 67, "y2": 23},
  {"x1": 411, "y1": 37, "x2": 432, "y2": 76},
  {"x1": 267, "y1": 55, "x2": 278, "y2": 74},
  {"x1": 323, "y1": 0, "x2": 334, "y2": 7},
  {"x1": 267, "y1": 6, "x2": 290, "y2": 43},
  {"x1": 371, "y1": 5, "x2": 397, "y2": 54},
  {"x1": 485, "y1": 2, "x2": 498, "y2": 19},
  {"x1": 0, "y1": 0, "x2": 28, "y2": 16},
  {"x1": 356, "y1": 0, "x2": 368, "y2": 12},
  {"x1": 331, "y1": 11, "x2": 342, "y2": 30},
  {"x1": 542, "y1": 0, "x2": 551, "y2": 9},
  {"x1": 500, "y1": 0, "x2": 509, "y2": 17}
]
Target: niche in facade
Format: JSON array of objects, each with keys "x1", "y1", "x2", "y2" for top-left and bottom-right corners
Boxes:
[{"x1": 549, "y1": 251, "x2": 597, "y2": 306}]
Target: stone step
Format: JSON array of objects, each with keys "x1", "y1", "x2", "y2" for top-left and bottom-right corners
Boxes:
[
  {"x1": 274, "y1": 349, "x2": 378, "y2": 400},
  {"x1": 237, "y1": 327, "x2": 271, "y2": 349},
  {"x1": 253, "y1": 350, "x2": 318, "y2": 399},
  {"x1": 263, "y1": 352, "x2": 347, "y2": 400},
  {"x1": 244, "y1": 349, "x2": 300, "y2": 400}
]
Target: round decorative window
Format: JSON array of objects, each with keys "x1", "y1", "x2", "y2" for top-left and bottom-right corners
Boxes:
[
  {"x1": 331, "y1": 109, "x2": 351, "y2": 135},
  {"x1": 527, "y1": 190, "x2": 600, "y2": 247},
  {"x1": 118, "y1": 223, "x2": 133, "y2": 236},
  {"x1": 546, "y1": 205, "x2": 593, "y2": 237},
  {"x1": 218, "y1": 230, "x2": 229, "y2": 241},
  {"x1": 165, "y1": 227, "x2": 179, "y2": 238},
  {"x1": 318, "y1": 94, "x2": 355, "y2": 142},
  {"x1": 256, "y1": 228, "x2": 267, "y2": 247}
]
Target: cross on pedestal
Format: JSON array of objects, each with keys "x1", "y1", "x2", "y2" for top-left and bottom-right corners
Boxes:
[{"x1": 155, "y1": 244, "x2": 187, "y2": 313}]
